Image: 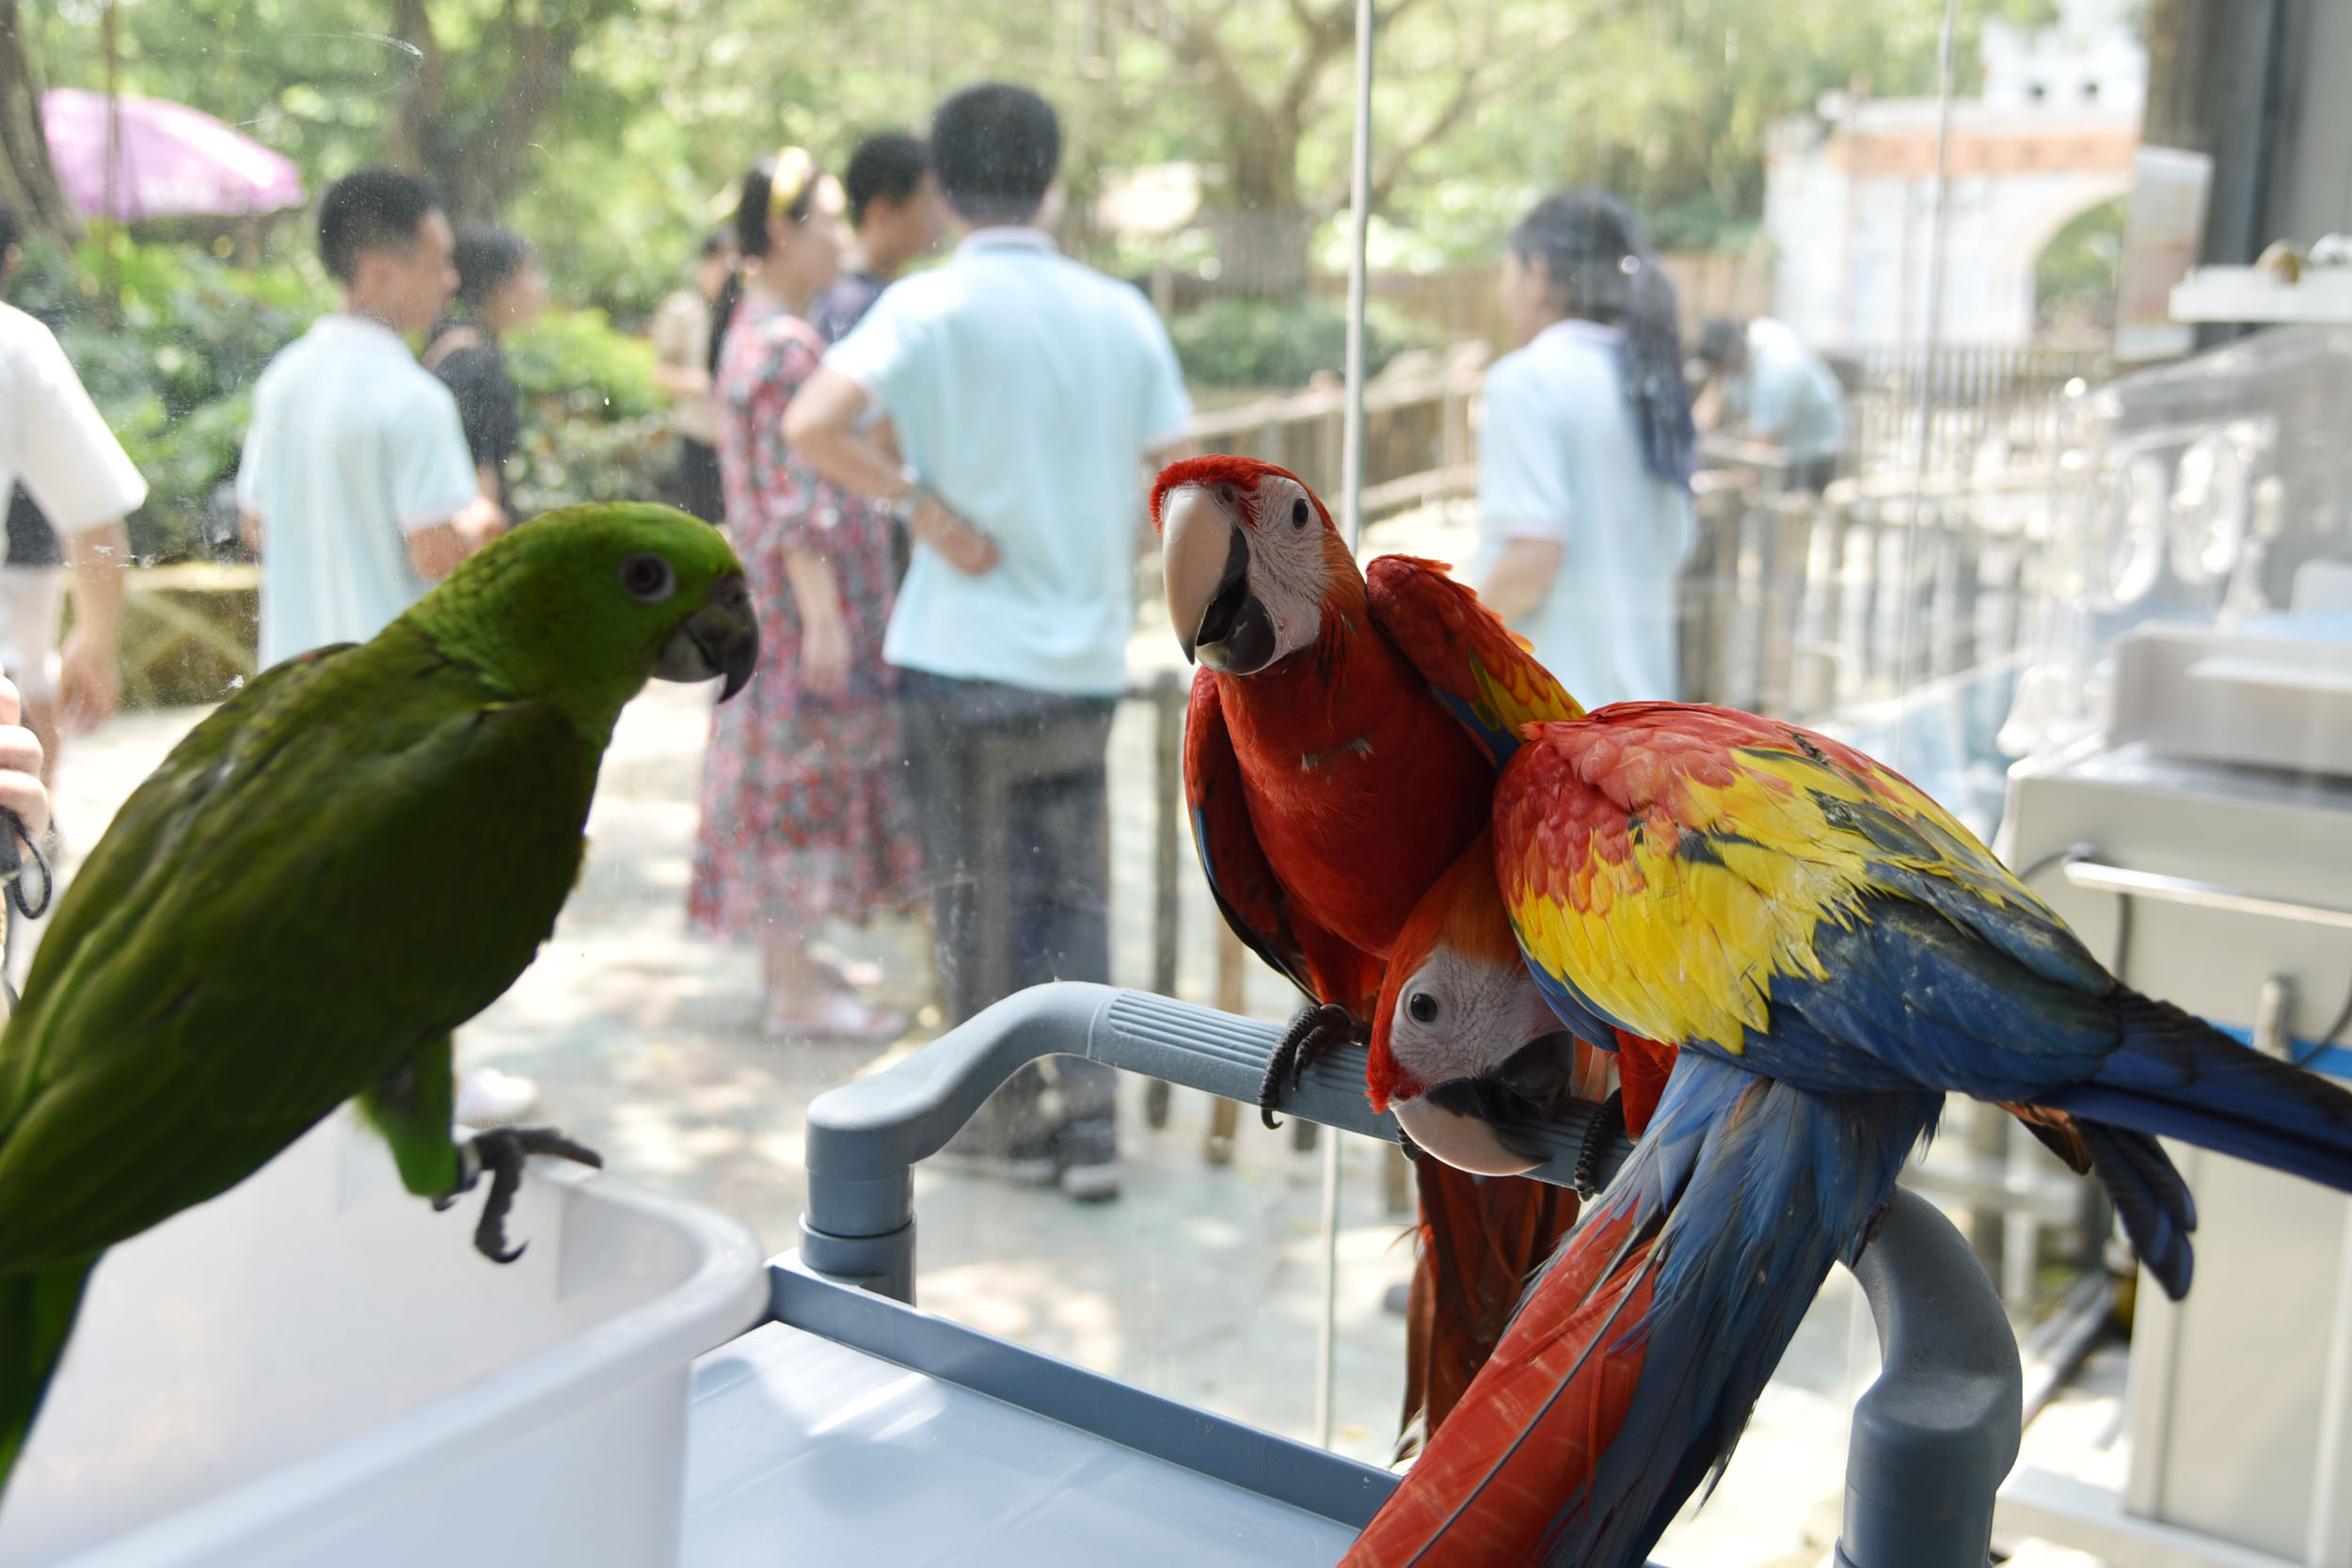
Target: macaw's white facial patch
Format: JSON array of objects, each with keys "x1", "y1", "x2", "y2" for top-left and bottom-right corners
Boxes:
[
  {"x1": 1235, "y1": 472, "x2": 1333, "y2": 667},
  {"x1": 1383, "y1": 945, "x2": 1563, "y2": 1091}
]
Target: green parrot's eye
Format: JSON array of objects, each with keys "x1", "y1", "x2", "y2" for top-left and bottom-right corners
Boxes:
[
  {"x1": 620, "y1": 553, "x2": 677, "y2": 604},
  {"x1": 1407, "y1": 991, "x2": 1438, "y2": 1024}
]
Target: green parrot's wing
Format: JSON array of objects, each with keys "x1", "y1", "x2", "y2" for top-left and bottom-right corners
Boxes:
[
  {"x1": 17, "y1": 647, "x2": 361, "y2": 1016},
  {"x1": 0, "y1": 632, "x2": 596, "y2": 1269}
]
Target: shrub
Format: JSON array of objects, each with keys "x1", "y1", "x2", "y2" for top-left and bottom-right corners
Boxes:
[
  {"x1": 8, "y1": 238, "x2": 682, "y2": 546},
  {"x1": 11, "y1": 235, "x2": 334, "y2": 559},
  {"x1": 501, "y1": 308, "x2": 680, "y2": 516},
  {"x1": 504, "y1": 307, "x2": 665, "y2": 423},
  {"x1": 1168, "y1": 295, "x2": 1427, "y2": 388}
]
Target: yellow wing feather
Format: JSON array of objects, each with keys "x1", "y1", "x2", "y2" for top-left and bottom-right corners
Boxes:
[{"x1": 1501, "y1": 712, "x2": 2078, "y2": 1055}]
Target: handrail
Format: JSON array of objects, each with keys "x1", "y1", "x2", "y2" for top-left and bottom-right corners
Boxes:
[
  {"x1": 797, "y1": 981, "x2": 1629, "y2": 1301},
  {"x1": 1837, "y1": 1188, "x2": 2024, "y2": 1568},
  {"x1": 1186, "y1": 370, "x2": 1485, "y2": 443},
  {"x1": 793, "y1": 983, "x2": 2023, "y2": 1568},
  {"x1": 2061, "y1": 857, "x2": 2352, "y2": 934}
]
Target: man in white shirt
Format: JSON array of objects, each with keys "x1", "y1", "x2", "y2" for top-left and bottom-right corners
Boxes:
[
  {"x1": 0, "y1": 199, "x2": 136, "y2": 777},
  {"x1": 236, "y1": 168, "x2": 527, "y2": 1126},
  {"x1": 237, "y1": 167, "x2": 503, "y2": 667},
  {"x1": 788, "y1": 83, "x2": 1195, "y2": 1201}
]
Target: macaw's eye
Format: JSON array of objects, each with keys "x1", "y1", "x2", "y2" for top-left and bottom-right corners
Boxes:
[
  {"x1": 1291, "y1": 496, "x2": 1311, "y2": 528},
  {"x1": 1407, "y1": 991, "x2": 1439, "y2": 1024},
  {"x1": 620, "y1": 553, "x2": 676, "y2": 604}
]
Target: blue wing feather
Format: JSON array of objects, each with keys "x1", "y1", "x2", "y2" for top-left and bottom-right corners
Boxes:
[{"x1": 1534, "y1": 1054, "x2": 1941, "y2": 1568}]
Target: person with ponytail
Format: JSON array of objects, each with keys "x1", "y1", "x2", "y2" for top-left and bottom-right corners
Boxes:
[
  {"x1": 688, "y1": 148, "x2": 920, "y2": 1042},
  {"x1": 1471, "y1": 189, "x2": 1696, "y2": 707}
]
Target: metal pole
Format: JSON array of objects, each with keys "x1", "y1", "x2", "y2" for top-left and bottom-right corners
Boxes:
[
  {"x1": 1338, "y1": 0, "x2": 1375, "y2": 551},
  {"x1": 1316, "y1": 0, "x2": 1375, "y2": 1447},
  {"x1": 1891, "y1": 0, "x2": 1961, "y2": 772},
  {"x1": 1314, "y1": 1121, "x2": 1342, "y2": 1449}
]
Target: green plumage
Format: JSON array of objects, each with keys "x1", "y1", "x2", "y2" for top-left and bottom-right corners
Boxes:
[{"x1": 0, "y1": 503, "x2": 754, "y2": 1496}]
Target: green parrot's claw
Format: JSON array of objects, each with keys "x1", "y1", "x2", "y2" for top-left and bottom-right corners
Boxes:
[{"x1": 453, "y1": 1126, "x2": 605, "y2": 1263}]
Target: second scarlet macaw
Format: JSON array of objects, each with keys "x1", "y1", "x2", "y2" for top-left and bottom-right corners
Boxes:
[{"x1": 1155, "y1": 454, "x2": 1596, "y2": 1435}]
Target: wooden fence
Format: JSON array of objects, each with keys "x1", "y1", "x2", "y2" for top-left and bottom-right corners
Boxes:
[
  {"x1": 1677, "y1": 467, "x2": 2053, "y2": 722},
  {"x1": 1183, "y1": 342, "x2": 2078, "y2": 736},
  {"x1": 1306, "y1": 253, "x2": 1777, "y2": 350}
]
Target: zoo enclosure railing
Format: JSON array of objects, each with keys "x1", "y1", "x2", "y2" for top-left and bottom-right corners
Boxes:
[{"x1": 1141, "y1": 344, "x2": 2105, "y2": 1318}]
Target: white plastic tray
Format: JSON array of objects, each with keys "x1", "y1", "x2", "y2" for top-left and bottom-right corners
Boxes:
[{"x1": 0, "y1": 1108, "x2": 766, "y2": 1568}]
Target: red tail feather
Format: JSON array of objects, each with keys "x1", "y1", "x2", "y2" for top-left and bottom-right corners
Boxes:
[
  {"x1": 1356, "y1": 1203, "x2": 1652, "y2": 1566},
  {"x1": 1403, "y1": 1162, "x2": 1581, "y2": 1438}
]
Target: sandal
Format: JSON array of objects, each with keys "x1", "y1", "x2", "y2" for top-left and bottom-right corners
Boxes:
[{"x1": 764, "y1": 992, "x2": 907, "y2": 1044}]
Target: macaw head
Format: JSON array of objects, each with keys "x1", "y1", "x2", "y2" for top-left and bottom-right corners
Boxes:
[
  {"x1": 1152, "y1": 455, "x2": 1356, "y2": 676},
  {"x1": 1366, "y1": 833, "x2": 1593, "y2": 1177}
]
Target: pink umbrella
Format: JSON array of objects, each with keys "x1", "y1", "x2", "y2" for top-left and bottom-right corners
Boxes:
[{"x1": 40, "y1": 87, "x2": 304, "y2": 222}]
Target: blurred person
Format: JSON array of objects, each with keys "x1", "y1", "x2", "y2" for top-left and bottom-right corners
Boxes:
[
  {"x1": 424, "y1": 225, "x2": 547, "y2": 522},
  {"x1": 803, "y1": 132, "x2": 940, "y2": 345},
  {"x1": 804, "y1": 132, "x2": 943, "y2": 585},
  {"x1": 235, "y1": 168, "x2": 529, "y2": 1126},
  {"x1": 787, "y1": 84, "x2": 1195, "y2": 1202},
  {"x1": 1472, "y1": 189, "x2": 1695, "y2": 709},
  {"x1": 687, "y1": 148, "x2": 917, "y2": 1044},
  {"x1": 0, "y1": 200, "x2": 135, "y2": 781},
  {"x1": 1693, "y1": 314, "x2": 1847, "y2": 494},
  {"x1": 651, "y1": 231, "x2": 738, "y2": 525}
]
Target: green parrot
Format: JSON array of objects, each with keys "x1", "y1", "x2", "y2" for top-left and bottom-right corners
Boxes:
[{"x1": 0, "y1": 502, "x2": 757, "y2": 1496}]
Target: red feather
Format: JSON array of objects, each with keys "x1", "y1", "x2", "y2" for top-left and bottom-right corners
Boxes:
[
  {"x1": 1350, "y1": 1201, "x2": 1654, "y2": 1566},
  {"x1": 1168, "y1": 461, "x2": 1579, "y2": 1437}
]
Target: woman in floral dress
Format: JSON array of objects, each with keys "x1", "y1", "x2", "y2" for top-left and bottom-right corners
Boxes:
[{"x1": 690, "y1": 147, "x2": 919, "y2": 1040}]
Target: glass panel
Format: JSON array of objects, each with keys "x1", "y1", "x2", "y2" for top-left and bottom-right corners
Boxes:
[{"x1": 7, "y1": 0, "x2": 2344, "y2": 1560}]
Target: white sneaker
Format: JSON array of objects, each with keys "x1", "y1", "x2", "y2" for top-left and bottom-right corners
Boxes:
[{"x1": 455, "y1": 1067, "x2": 540, "y2": 1128}]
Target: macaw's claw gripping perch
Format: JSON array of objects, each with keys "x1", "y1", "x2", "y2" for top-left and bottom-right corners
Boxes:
[{"x1": 1258, "y1": 1002, "x2": 1361, "y2": 1130}]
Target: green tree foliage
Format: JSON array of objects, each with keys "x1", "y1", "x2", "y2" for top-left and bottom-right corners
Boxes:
[
  {"x1": 1168, "y1": 295, "x2": 1427, "y2": 387},
  {"x1": 2036, "y1": 194, "x2": 2125, "y2": 336},
  {"x1": 22, "y1": 0, "x2": 2057, "y2": 310}
]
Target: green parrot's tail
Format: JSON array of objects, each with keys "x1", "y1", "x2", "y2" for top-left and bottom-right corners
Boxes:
[{"x1": 0, "y1": 1257, "x2": 98, "y2": 1499}]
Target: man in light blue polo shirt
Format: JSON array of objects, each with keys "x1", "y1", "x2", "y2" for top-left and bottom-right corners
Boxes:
[
  {"x1": 1695, "y1": 314, "x2": 1847, "y2": 493},
  {"x1": 237, "y1": 168, "x2": 503, "y2": 667},
  {"x1": 788, "y1": 83, "x2": 1193, "y2": 1201}
]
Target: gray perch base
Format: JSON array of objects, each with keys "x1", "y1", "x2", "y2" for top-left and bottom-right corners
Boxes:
[{"x1": 795, "y1": 981, "x2": 2021, "y2": 1568}]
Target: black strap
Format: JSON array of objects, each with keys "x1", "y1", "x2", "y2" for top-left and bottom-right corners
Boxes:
[{"x1": 0, "y1": 809, "x2": 50, "y2": 921}]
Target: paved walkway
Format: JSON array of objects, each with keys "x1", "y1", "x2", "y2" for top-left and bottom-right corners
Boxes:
[{"x1": 32, "y1": 513, "x2": 1867, "y2": 1565}]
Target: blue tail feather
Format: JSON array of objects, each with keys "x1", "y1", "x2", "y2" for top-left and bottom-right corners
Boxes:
[{"x1": 2039, "y1": 989, "x2": 2352, "y2": 1198}]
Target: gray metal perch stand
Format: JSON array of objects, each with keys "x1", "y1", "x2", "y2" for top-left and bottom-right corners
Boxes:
[{"x1": 796, "y1": 982, "x2": 2022, "y2": 1568}]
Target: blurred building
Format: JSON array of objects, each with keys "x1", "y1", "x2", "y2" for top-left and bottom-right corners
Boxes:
[{"x1": 1763, "y1": 0, "x2": 2145, "y2": 349}]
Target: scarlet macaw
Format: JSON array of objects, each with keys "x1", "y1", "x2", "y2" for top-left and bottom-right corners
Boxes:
[
  {"x1": 1155, "y1": 454, "x2": 1597, "y2": 1434},
  {"x1": 1340, "y1": 567, "x2": 2352, "y2": 1567}
]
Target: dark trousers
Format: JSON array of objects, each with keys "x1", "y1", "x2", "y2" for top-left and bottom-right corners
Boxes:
[
  {"x1": 898, "y1": 671, "x2": 1119, "y2": 1160},
  {"x1": 678, "y1": 437, "x2": 724, "y2": 525},
  {"x1": 1788, "y1": 453, "x2": 1838, "y2": 495}
]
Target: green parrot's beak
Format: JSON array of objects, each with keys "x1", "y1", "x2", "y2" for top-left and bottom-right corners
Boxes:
[{"x1": 656, "y1": 572, "x2": 759, "y2": 700}]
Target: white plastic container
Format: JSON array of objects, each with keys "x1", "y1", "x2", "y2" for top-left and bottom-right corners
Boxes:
[{"x1": 0, "y1": 1108, "x2": 766, "y2": 1568}]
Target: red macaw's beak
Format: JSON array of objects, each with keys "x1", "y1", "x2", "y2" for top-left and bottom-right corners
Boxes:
[
  {"x1": 1373, "y1": 1021, "x2": 1586, "y2": 1180},
  {"x1": 1159, "y1": 483, "x2": 1276, "y2": 674}
]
